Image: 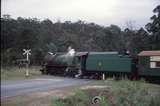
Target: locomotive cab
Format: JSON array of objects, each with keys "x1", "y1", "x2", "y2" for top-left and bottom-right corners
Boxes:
[{"x1": 74, "y1": 52, "x2": 88, "y2": 78}]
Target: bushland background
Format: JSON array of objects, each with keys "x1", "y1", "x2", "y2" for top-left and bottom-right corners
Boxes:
[{"x1": 1, "y1": 5, "x2": 160, "y2": 66}]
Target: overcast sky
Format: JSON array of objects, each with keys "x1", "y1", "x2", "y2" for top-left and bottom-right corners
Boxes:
[{"x1": 1, "y1": 0, "x2": 159, "y2": 29}]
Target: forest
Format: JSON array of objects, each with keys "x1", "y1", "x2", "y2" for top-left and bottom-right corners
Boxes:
[{"x1": 1, "y1": 5, "x2": 160, "y2": 66}]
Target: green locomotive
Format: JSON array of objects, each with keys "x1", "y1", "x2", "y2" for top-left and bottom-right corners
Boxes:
[{"x1": 40, "y1": 50, "x2": 160, "y2": 79}]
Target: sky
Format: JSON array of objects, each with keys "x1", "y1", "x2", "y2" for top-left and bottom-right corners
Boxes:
[{"x1": 1, "y1": 0, "x2": 159, "y2": 29}]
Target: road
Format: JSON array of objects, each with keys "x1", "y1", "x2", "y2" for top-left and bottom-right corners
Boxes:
[{"x1": 1, "y1": 76, "x2": 91, "y2": 98}]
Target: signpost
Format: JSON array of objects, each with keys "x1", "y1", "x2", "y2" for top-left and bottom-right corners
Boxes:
[{"x1": 23, "y1": 49, "x2": 31, "y2": 77}]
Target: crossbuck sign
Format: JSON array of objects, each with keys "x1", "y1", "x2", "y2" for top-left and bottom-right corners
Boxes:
[
  {"x1": 23, "y1": 49, "x2": 31, "y2": 61},
  {"x1": 23, "y1": 49, "x2": 31, "y2": 77}
]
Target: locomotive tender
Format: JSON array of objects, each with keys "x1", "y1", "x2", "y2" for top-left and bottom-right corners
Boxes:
[{"x1": 40, "y1": 50, "x2": 160, "y2": 79}]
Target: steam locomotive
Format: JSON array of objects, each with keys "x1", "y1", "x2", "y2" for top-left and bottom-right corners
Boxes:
[{"x1": 40, "y1": 49, "x2": 160, "y2": 80}]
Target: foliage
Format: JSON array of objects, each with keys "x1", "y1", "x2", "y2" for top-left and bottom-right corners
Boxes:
[
  {"x1": 145, "y1": 5, "x2": 160, "y2": 49},
  {"x1": 51, "y1": 90, "x2": 89, "y2": 106},
  {"x1": 1, "y1": 5, "x2": 160, "y2": 65},
  {"x1": 51, "y1": 79, "x2": 160, "y2": 106},
  {"x1": 1, "y1": 66, "x2": 42, "y2": 80},
  {"x1": 108, "y1": 79, "x2": 153, "y2": 106}
]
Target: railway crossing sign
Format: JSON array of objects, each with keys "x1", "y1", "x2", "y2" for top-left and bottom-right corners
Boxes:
[
  {"x1": 23, "y1": 49, "x2": 31, "y2": 61},
  {"x1": 23, "y1": 49, "x2": 31, "y2": 77}
]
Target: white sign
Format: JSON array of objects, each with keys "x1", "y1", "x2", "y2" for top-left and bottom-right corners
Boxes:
[
  {"x1": 23, "y1": 49, "x2": 31, "y2": 61},
  {"x1": 23, "y1": 49, "x2": 31, "y2": 77},
  {"x1": 150, "y1": 56, "x2": 160, "y2": 61},
  {"x1": 150, "y1": 62, "x2": 156, "y2": 68}
]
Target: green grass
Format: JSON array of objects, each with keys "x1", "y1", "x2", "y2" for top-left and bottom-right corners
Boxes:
[
  {"x1": 1, "y1": 66, "x2": 43, "y2": 80},
  {"x1": 106, "y1": 79, "x2": 160, "y2": 106},
  {"x1": 51, "y1": 79, "x2": 160, "y2": 106},
  {"x1": 51, "y1": 90, "x2": 91, "y2": 106}
]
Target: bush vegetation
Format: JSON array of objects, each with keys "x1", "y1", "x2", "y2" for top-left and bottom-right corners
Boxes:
[
  {"x1": 1, "y1": 5, "x2": 160, "y2": 66},
  {"x1": 51, "y1": 79, "x2": 160, "y2": 106},
  {"x1": 1, "y1": 66, "x2": 42, "y2": 80}
]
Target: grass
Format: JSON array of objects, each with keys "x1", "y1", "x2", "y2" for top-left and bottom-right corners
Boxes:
[
  {"x1": 51, "y1": 79, "x2": 160, "y2": 106},
  {"x1": 1, "y1": 66, "x2": 43, "y2": 80},
  {"x1": 106, "y1": 79, "x2": 160, "y2": 106},
  {"x1": 51, "y1": 90, "x2": 90, "y2": 106}
]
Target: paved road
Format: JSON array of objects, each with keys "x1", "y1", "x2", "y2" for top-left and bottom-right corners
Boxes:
[{"x1": 1, "y1": 76, "x2": 91, "y2": 98}]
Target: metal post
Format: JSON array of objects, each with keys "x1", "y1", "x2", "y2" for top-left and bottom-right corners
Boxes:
[
  {"x1": 27, "y1": 54, "x2": 29, "y2": 61},
  {"x1": 23, "y1": 49, "x2": 31, "y2": 77},
  {"x1": 26, "y1": 53, "x2": 29, "y2": 77},
  {"x1": 26, "y1": 63, "x2": 29, "y2": 77},
  {"x1": 102, "y1": 73, "x2": 105, "y2": 80}
]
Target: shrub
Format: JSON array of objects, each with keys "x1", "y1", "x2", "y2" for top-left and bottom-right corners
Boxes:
[{"x1": 51, "y1": 79, "x2": 160, "y2": 106}]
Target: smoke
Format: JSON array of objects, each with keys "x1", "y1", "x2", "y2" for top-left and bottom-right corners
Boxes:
[
  {"x1": 66, "y1": 46, "x2": 75, "y2": 57},
  {"x1": 65, "y1": 46, "x2": 75, "y2": 65},
  {"x1": 56, "y1": 46, "x2": 75, "y2": 65}
]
